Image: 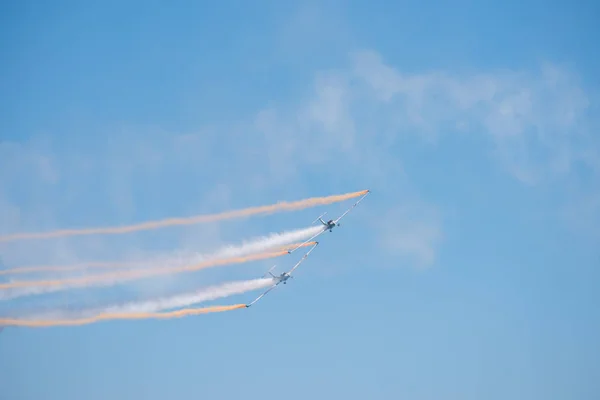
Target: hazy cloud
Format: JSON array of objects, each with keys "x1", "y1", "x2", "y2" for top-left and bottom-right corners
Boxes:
[
  {"x1": 377, "y1": 203, "x2": 443, "y2": 268},
  {"x1": 349, "y1": 50, "x2": 595, "y2": 185},
  {"x1": 2, "y1": 48, "x2": 598, "y2": 273}
]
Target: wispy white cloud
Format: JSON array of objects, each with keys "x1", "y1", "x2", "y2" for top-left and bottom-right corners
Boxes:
[
  {"x1": 377, "y1": 204, "x2": 442, "y2": 268},
  {"x1": 1, "y1": 47, "x2": 597, "y2": 277},
  {"x1": 349, "y1": 50, "x2": 596, "y2": 185}
]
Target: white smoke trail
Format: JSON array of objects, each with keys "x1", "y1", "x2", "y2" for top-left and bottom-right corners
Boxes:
[
  {"x1": 105, "y1": 278, "x2": 272, "y2": 314},
  {"x1": 13, "y1": 278, "x2": 274, "y2": 320},
  {"x1": 208, "y1": 225, "x2": 322, "y2": 259},
  {"x1": 158, "y1": 225, "x2": 323, "y2": 268},
  {"x1": 0, "y1": 226, "x2": 322, "y2": 300}
]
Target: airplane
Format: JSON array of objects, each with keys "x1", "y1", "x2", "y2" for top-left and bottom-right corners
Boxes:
[
  {"x1": 264, "y1": 265, "x2": 292, "y2": 285},
  {"x1": 246, "y1": 241, "x2": 319, "y2": 307},
  {"x1": 287, "y1": 189, "x2": 370, "y2": 254},
  {"x1": 313, "y1": 212, "x2": 337, "y2": 232}
]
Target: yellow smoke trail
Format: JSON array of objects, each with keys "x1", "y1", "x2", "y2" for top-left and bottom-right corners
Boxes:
[
  {"x1": 0, "y1": 242, "x2": 316, "y2": 290},
  {"x1": 0, "y1": 189, "x2": 368, "y2": 242},
  {"x1": 0, "y1": 304, "x2": 247, "y2": 328},
  {"x1": 0, "y1": 243, "x2": 310, "y2": 276}
]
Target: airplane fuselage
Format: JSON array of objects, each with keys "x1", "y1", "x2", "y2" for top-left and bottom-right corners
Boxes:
[
  {"x1": 320, "y1": 218, "x2": 337, "y2": 232},
  {"x1": 275, "y1": 273, "x2": 291, "y2": 284}
]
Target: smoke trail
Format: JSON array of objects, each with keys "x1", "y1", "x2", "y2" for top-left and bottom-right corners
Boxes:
[
  {"x1": 0, "y1": 242, "x2": 316, "y2": 299},
  {"x1": 0, "y1": 304, "x2": 247, "y2": 328},
  {"x1": 0, "y1": 189, "x2": 368, "y2": 242},
  {"x1": 105, "y1": 278, "x2": 272, "y2": 313},
  {"x1": 23, "y1": 278, "x2": 273, "y2": 321},
  {"x1": 0, "y1": 261, "x2": 140, "y2": 276},
  {"x1": 203, "y1": 225, "x2": 322, "y2": 260},
  {"x1": 0, "y1": 226, "x2": 323, "y2": 276}
]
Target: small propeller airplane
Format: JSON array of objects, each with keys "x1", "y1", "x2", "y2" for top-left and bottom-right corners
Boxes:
[
  {"x1": 246, "y1": 241, "x2": 319, "y2": 307},
  {"x1": 286, "y1": 189, "x2": 370, "y2": 254}
]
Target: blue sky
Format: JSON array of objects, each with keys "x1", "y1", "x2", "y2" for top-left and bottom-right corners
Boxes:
[{"x1": 1, "y1": 1, "x2": 599, "y2": 399}]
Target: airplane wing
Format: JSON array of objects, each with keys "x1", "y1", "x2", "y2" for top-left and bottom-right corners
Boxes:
[
  {"x1": 333, "y1": 191, "x2": 370, "y2": 224},
  {"x1": 246, "y1": 242, "x2": 319, "y2": 307},
  {"x1": 286, "y1": 241, "x2": 319, "y2": 275},
  {"x1": 246, "y1": 284, "x2": 278, "y2": 307},
  {"x1": 287, "y1": 229, "x2": 326, "y2": 254},
  {"x1": 288, "y1": 191, "x2": 369, "y2": 254}
]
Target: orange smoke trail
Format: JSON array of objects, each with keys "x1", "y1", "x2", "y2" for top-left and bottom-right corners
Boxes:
[
  {"x1": 0, "y1": 304, "x2": 247, "y2": 328},
  {"x1": 0, "y1": 189, "x2": 369, "y2": 242},
  {"x1": 0, "y1": 243, "x2": 312, "y2": 276},
  {"x1": 0, "y1": 261, "x2": 140, "y2": 276},
  {"x1": 0, "y1": 242, "x2": 316, "y2": 290}
]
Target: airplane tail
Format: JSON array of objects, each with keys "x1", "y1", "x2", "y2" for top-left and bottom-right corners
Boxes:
[
  {"x1": 263, "y1": 265, "x2": 277, "y2": 278},
  {"x1": 312, "y1": 212, "x2": 327, "y2": 226}
]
